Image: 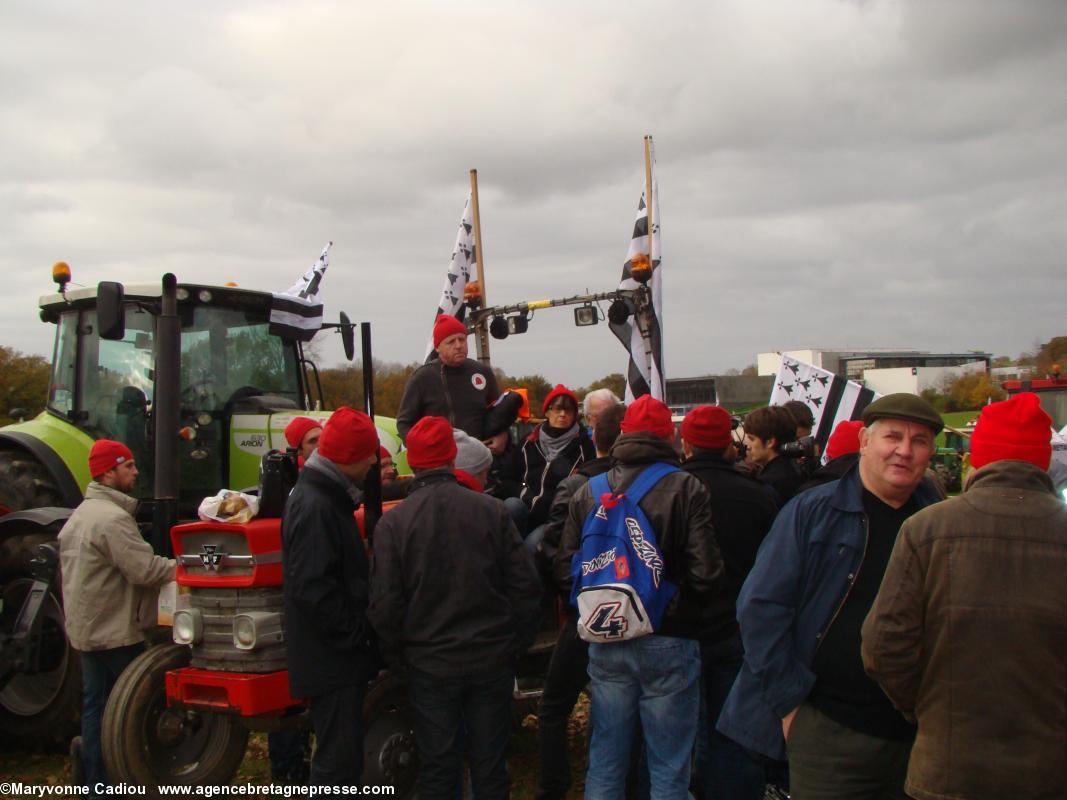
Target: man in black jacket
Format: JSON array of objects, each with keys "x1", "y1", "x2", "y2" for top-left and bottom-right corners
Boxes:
[
  {"x1": 396, "y1": 314, "x2": 517, "y2": 454},
  {"x1": 558, "y1": 395, "x2": 723, "y2": 798},
  {"x1": 368, "y1": 416, "x2": 541, "y2": 799},
  {"x1": 281, "y1": 406, "x2": 380, "y2": 787},
  {"x1": 535, "y1": 401, "x2": 624, "y2": 800},
  {"x1": 681, "y1": 405, "x2": 778, "y2": 800}
]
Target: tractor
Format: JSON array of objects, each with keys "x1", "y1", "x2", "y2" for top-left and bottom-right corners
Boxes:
[{"x1": 0, "y1": 265, "x2": 400, "y2": 763}]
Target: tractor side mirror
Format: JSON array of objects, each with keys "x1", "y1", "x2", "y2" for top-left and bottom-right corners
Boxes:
[
  {"x1": 339, "y1": 311, "x2": 355, "y2": 361},
  {"x1": 97, "y1": 281, "x2": 126, "y2": 341}
]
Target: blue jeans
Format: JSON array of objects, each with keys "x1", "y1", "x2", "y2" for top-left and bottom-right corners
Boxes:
[
  {"x1": 80, "y1": 643, "x2": 145, "y2": 792},
  {"x1": 700, "y1": 633, "x2": 765, "y2": 800},
  {"x1": 406, "y1": 664, "x2": 514, "y2": 800},
  {"x1": 308, "y1": 683, "x2": 365, "y2": 787},
  {"x1": 585, "y1": 635, "x2": 700, "y2": 800}
]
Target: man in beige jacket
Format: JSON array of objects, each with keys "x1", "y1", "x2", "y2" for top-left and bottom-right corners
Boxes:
[{"x1": 59, "y1": 439, "x2": 175, "y2": 792}]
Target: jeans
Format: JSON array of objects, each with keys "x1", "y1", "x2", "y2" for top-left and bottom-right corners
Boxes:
[
  {"x1": 268, "y1": 727, "x2": 310, "y2": 783},
  {"x1": 699, "y1": 633, "x2": 765, "y2": 800},
  {"x1": 585, "y1": 635, "x2": 700, "y2": 800},
  {"x1": 80, "y1": 642, "x2": 145, "y2": 792},
  {"x1": 503, "y1": 496, "x2": 529, "y2": 535},
  {"x1": 407, "y1": 664, "x2": 514, "y2": 800},
  {"x1": 308, "y1": 683, "x2": 366, "y2": 787},
  {"x1": 787, "y1": 702, "x2": 911, "y2": 800},
  {"x1": 535, "y1": 613, "x2": 589, "y2": 800}
]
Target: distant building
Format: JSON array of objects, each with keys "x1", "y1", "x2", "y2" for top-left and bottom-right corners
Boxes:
[
  {"x1": 666, "y1": 375, "x2": 774, "y2": 411},
  {"x1": 758, "y1": 349, "x2": 993, "y2": 382},
  {"x1": 862, "y1": 361, "x2": 987, "y2": 396}
]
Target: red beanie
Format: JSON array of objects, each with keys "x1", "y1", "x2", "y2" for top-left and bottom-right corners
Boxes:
[
  {"x1": 433, "y1": 314, "x2": 468, "y2": 349},
  {"x1": 284, "y1": 417, "x2": 322, "y2": 449},
  {"x1": 406, "y1": 416, "x2": 458, "y2": 469},
  {"x1": 970, "y1": 392, "x2": 1052, "y2": 471},
  {"x1": 89, "y1": 440, "x2": 134, "y2": 478},
  {"x1": 317, "y1": 407, "x2": 379, "y2": 464},
  {"x1": 621, "y1": 395, "x2": 675, "y2": 441},
  {"x1": 378, "y1": 445, "x2": 391, "y2": 460},
  {"x1": 681, "y1": 405, "x2": 732, "y2": 449},
  {"x1": 826, "y1": 420, "x2": 864, "y2": 460},
  {"x1": 542, "y1": 384, "x2": 579, "y2": 415}
]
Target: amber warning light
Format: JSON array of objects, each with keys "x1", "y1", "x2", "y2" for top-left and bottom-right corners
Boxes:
[{"x1": 52, "y1": 261, "x2": 72, "y2": 288}]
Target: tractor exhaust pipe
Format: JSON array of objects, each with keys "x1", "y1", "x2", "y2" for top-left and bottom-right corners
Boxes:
[{"x1": 152, "y1": 273, "x2": 180, "y2": 556}]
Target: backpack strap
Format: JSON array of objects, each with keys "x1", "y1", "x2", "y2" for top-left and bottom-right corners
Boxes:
[
  {"x1": 624, "y1": 461, "x2": 679, "y2": 506},
  {"x1": 587, "y1": 472, "x2": 611, "y2": 500}
]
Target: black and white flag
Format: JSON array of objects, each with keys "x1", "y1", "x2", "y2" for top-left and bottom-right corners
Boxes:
[
  {"x1": 609, "y1": 143, "x2": 665, "y2": 402},
  {"x1": 270, "y1": 242, "x2": 331, "y2": 342},
  {"x1": 424, "y1": 194, "x2": 476, "y2": 360},
  {"x1": 769, "y1": 355, "x2": 878, "y2": 452}
]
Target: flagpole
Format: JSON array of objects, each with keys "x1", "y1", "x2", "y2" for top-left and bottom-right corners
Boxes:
[
  {"x1": 640, "y1": 135, "x2": 657, "y2": 397},
  {"x1": 470, "y1": 169, "x2": 491, "y2": 364}
]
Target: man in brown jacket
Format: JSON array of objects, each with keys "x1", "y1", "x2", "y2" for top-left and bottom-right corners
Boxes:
[
  {"x1": 863, "y1": 392, "x2": 1067, "y2": 800},
  {"x1": 59, "y1": 440, "x2": 176, "y2": 792}
]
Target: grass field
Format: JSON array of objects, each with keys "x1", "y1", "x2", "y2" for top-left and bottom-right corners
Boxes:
[{"x1": 0, "y1": 704, "x2": 592, "y2": 799}]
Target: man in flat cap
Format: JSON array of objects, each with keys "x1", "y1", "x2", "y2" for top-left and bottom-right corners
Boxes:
[{"x1": 718, "y1": 394, "x2": 944, "y2": 800}]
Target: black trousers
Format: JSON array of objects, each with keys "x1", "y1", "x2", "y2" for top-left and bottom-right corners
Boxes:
[
  {"x1": 535, "y1": 612, "x2": 589, "y2": 800},
  {"x1": 308, "y1": 683, "x2": 366, "y2": 787},
  {"x1": 407, "y1": 664, "x2": 514, "y2": 800}
]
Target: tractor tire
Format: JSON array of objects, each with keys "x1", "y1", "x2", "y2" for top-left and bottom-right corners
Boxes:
[
  {"x1": 361, "y1": 674, "x2": 417, "y2": 799},
  {"x1": 102, "y1": 643, "x2": 249, "y2": 792},
  {"x1": 0, "y1": 450, "x2": 64, "y2": 518},
  {"x1": 0, "y1": 575, "x2": 82, "y2": 750}
]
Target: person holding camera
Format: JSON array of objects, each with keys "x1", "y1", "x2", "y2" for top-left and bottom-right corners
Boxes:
[{"x1": 742, "y1": 405, "x2": 805, "y2": 506}]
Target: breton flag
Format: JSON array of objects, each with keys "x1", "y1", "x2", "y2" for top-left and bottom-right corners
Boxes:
[
  {"x1": 269, "y1": 242, "x2": 331, "y2": 342},
  {"x1": 610, "y1": 141, "x2": 665, "y2": 402},
  {"x1": 424, "y1": 194, "x2": 476, "y2": 360},
  {"x1": 769, "y1": 355, "x2": 878, "y2": 452}
]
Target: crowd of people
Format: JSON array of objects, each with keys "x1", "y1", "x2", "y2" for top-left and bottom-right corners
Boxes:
[{"x1": 57, "y1": 313, "x2": 1067, "y2": 800}]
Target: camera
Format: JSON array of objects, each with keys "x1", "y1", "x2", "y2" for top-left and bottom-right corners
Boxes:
[{"x1": 777, "y1": 435, "x2": 817, "y2": 460}]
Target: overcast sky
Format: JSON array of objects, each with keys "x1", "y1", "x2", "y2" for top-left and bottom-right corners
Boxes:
[{"x1": 3, "y1": 0, "x2": 1065, "y2": 387}]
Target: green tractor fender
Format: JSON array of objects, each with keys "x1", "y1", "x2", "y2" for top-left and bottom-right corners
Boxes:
[{"x1": 0, "y1": 412, "x2": 94, "y2": 515}]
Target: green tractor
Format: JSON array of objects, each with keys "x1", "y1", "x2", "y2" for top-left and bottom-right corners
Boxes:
[{"x1": 0, "y1": 266, "x2": 397, "y2": 749}]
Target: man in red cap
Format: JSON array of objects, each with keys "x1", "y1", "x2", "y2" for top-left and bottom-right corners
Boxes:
[
  {"x1": 280, "y1": 407, "x2": 380, "y2": 787},
  {"x1": 368, "y1": 416, "x2": 540, "y2": 799},
  {"x1": 863, "y1": 392, "x2": 1067, "y2": 800},
  {"x1": 558, "y1": 394, "x2": 723, "y2": 798},
  {"x1": 396, "y1": 314, "x2": 518, "y2": 456},
  {"x1": 284, "y1": 416, "x2": 322, "y2": 461},
  {"x1": 798, "y1": 419, "x2": 865, "y2": 493},
  {"x1": 58, "y1": 440, "x2": 176, "y2": 791},
  {"x1": 679, "y1": 405, "x2": 778, "y2": 799}
]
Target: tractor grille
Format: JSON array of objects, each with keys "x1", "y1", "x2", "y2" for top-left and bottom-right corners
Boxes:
[{"x1": 188, "y1": 586, "x2": 288, "y2": 673}]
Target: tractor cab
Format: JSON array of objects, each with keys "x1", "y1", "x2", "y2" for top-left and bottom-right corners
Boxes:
[{"x1": 39, "y1": 281, "x2": 308, "y2": 516}]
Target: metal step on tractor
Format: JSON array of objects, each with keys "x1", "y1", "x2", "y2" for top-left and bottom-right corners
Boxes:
[{"x1": 0, "y1": 265, "x2": 403, "y2": 776}]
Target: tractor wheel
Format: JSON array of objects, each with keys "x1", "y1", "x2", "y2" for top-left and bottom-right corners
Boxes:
[
  {"x1": 0, "y1": 450, "x2": 64, "y2": 518},
  {"x1": 362, "y1": 674, "x2": 417, "y2": 799},
  {"x1": 0, "y1": 575, "x2": 82, "y2": 750},
  {"x1": 102, "y1": 643, "x2": 249, "y2": 792}
]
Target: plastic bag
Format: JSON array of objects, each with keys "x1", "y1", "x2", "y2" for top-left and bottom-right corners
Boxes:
[{"x1": 197, "y1": 490, "x2": 260, "y2": 524}]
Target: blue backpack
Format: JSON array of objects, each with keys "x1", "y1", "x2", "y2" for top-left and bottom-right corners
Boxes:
[{"x1": 570, "y1": 462, "x2": 679, "y2": 643}]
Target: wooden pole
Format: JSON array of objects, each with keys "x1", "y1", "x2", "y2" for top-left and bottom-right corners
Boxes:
[
  {"x1": 469, "y1": 169, "x2": 491, "y2": 364},
  {"x1": 644, "y1": 135, "x2": 654, "y2": 265}
]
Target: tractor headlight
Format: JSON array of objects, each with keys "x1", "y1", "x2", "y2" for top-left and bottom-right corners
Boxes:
[
  {"x1": 232, "y1": 611, "x2": 283, "y2": 651},
  {"x1": 172, "y1": 609, "x2": 203, "y2": 645}
]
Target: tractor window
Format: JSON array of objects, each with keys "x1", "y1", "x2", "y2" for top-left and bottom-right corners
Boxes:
[
  {"x1": 48, "y1": 312, "x2": 78, "y2": 417},
  {"x1": 179, "y1": 306, "x2": 300, "y2": 412},
  {"x1": 77, "y1": 307, "x2": 155, "y2": 442}
]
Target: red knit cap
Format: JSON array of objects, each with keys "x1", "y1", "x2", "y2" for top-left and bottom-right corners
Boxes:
[
  {"x1": 406, "y1": 416, "x2": 458, "y2": 469},
  {"x1": 681, "y1": 405, "x2": 732, "y2": 449},
  {"x1": 378, "y1": 445, "x2": 391, "y2": 460},
  {"x1": 89, "y1": 440, "x2": 135, "y2": 478},
  {"x1": 621, "y1": 395, "x2": 675, "y2": 441},
  {"x1": 433, "y1": 314, "x2": 468, "y2": 349},
  {"x1": 284, "y1": 417, "x2": 322, "y2": 449},
  {"x1": 825, "y1": 420, "x2": 864, "y2": 460},
  {"x1": 317, "y1": 407, "x2": 379, "y2": 464},
  {"x1": 542, "y1": 384, "x2": 579, "y2": 415},
  {"x1": 970, "y1": 392, "x2": 1052, "y2": 471}
]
